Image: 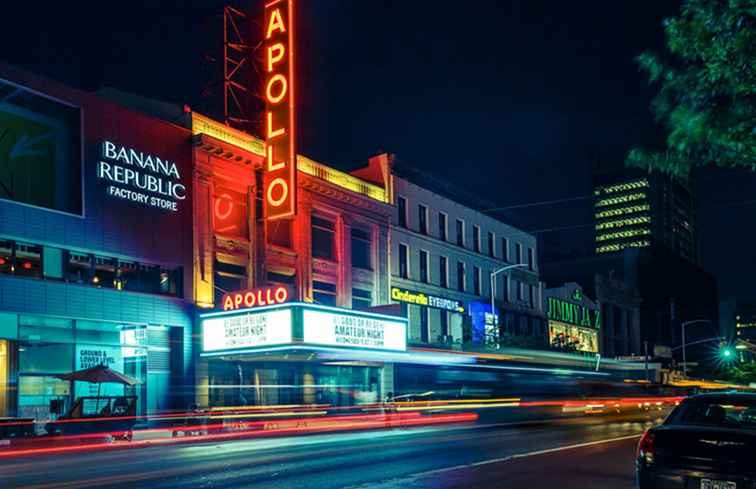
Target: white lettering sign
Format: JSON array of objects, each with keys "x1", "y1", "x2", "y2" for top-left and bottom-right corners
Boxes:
[
  {"x1": 202, "y1": 309, "x2": 292, "y2": 352},
  {"x1": 97, "y1": 141, "x2": 186, "y2": 212},
  {"x1": 302, "y1": 309, "x2": 407, "y2": 351}
]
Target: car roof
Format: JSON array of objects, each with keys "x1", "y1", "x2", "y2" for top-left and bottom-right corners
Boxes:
[{"x1": 686, "y1": 392, "x2": 756, "y2": 402}]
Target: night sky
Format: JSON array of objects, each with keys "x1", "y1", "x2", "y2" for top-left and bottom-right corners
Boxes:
[{"x1": 1, "y1": 1, "x2": 754, "y2": 297}]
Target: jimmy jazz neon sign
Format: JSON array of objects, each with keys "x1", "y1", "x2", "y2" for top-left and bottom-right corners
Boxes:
[
  {"x1": 222, "y1": 286, "x2": 289, "y2": 311},
  {"x1": 97, "y1": 141, "x2": 186, "y2": 211},
  {"x1": 263, "y1": 0, "x2": 296, "y2": 220}
]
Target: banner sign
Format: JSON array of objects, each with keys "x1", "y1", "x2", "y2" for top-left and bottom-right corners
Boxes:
[
  {"x1": 263, "y1": 0, "x2": 296, "y2": 220},
  {"x1": 391, "y1": 286, "x2": 465, "y2": 313},
  {"x1": 202, "y1": 308, "x2": 292, "y2": 352},
  {"x1": 303, "y1": 309, "x2": 407, "y2": 351}
]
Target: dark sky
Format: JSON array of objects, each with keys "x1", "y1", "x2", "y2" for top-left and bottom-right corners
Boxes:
[{"x1": 0, "y1": 1, "x2": 754, "y2": 297}]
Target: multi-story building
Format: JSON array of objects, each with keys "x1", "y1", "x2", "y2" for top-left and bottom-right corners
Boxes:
[
  {"x1": 0, "y1": 64, "x2": 195, "y2": 420},
  {"x1": 189, "y1": 115, "x2": 396, "y2": 407},
  {"x1": 374, "y1": 162, "x2": 543, "y2": 347},
  {"x1": 720, "y1": 298, "x2": 756, "y2": 343},
  {"x1": 594, "y1": 165, "x2": 697, "y2": 263},
  {"x1": 542, "y1": 246, "x2": 716, "y2": 360}
]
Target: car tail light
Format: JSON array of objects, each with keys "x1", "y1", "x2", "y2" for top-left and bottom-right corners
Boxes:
[{"x1": 637, "y1": 431, "x2": 655, "y2": 465}]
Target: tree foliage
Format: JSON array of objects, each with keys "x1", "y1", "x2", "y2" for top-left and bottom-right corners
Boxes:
[
  {"x1": 627, "y1": 0, "x2": 756, "y2": 175},
  {"x1": 716, "y1": 361, "x2": 756, "y2": 385}
]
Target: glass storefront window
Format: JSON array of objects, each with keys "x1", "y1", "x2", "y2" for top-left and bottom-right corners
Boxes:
[
  {"x1": 18, "y1": 376, "x2": 71, "y2": 421},
  {"x1": 15, "y1": 315, "x2": 148, "y2": 421}
]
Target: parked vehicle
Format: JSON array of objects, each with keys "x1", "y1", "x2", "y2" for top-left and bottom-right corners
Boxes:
[{"x1": 636, "y1": 392, "x2": 756, "y2": 489}]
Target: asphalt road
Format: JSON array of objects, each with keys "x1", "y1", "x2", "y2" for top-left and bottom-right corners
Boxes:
[{"x1": 0, "y1": 412, "x2": 661, "y2": 489}]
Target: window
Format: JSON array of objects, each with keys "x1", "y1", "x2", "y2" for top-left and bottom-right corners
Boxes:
[
  {"x1": 419, "y1": 250, "x2": 429, "y2": 283},
  {"x1": 439, "y1": 256, "x2": 448, "y2": 288},
  {"x1": 399, "y1": 244, "x2": 409, "y2": 279},
  {"x1": 0, "y1": 239, "x2": 12, "y2": 275},
  {"x1": 473, "y1": 266, "x2": 481, "y2": 295},
  {"x1": 528, "y1": 248, "x2": 535, "y2": 271},
  {"x1": 313, "y1": 281, "x2": 337, "y2": 306},
  {"x1": 93, "y1": 255, "x2": 116, "y2": 288},
  {"x1": 67, "y1": 252, "x2": 91, "y2": 283},
  {"x1": 516, "y1": 242, "x2": 523, "y2": 264},
  {"x1": 214, "y1": 259, "x2": 247, "y2": 304},
  {"x1": 438, "y1": 212, "x2": 448, "y2": 241},
  {"x1": 669, "y1": 397, "x2": 756, "y2": 430},
  {"x1": 267, "y1": 271, "x2": 296, "y2": 288},
  {"x1": 420, "y1": 306, "x2": 429, "y2": 343},
  {"x1": 351, "y1": 228, "x2": 371, "y2": 269},
  {"x1": 116, "y1": 260, "x2": 139, "y2": 291},
  {"x1": 502, "y1": 274, "x2": 509, "y2": 302},
  {"x1": 418, "y1": 204, "x2": 428, "y2": 235},
  {"x1": 456, "y1": 219, "x2": 465, "y2": 247},
  {"x1": 397, "y1": 196, "x2": 407, "y2": 228},
  {"x1": 352, "y1": 288, "x2": 372, "y2": 310},
  {"x1": 473, "y1": 226, "x2": 481, "y2": 253},
  {"x1": 439, "y1": 311, "x2": 449, "y2": 337},
  {"x1": 516, "y1": 280, "x2": 523, "y2": 301},
  {"x1": 457, "y1": 261, "x2": 466, "y2": 292},
  {"x1": 529, "y1": 284, "x2": 536, "y2": 309},
  {"x1": 312, "y1": 215, "x2": 336, "y2": 260},
  {"x1": 502, "y1": 237, "x2": 509, "y2": 262},
  {"x1": 268, "y1": 220, "x2": 292, "y2": 249},
  {"x1": 488, "y1": 232, "x2": 495, "y2": 257},
  {"x1": 15, "y1": 242, "x2": 42, "y2": 279}
]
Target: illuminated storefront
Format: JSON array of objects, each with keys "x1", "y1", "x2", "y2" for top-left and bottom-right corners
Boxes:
[
  {"x1": 197, "y1": 297, "x2": 407, "y2": 407},
  {"x1": 544, "y1": 284, "x2": 601, "y2": 354}
]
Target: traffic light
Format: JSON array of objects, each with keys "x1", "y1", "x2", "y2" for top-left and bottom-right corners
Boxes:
[{"x1": 719, "y1": 344, "x2": 736, "y2": 361}]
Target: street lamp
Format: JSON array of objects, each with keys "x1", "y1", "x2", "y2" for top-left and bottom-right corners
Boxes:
[
  {"x1": 490, "y1": 263, "x2": 529, "y2": 339},
  {"x1": 681, "y1": 319, "x2": 712, "y2": 378}
]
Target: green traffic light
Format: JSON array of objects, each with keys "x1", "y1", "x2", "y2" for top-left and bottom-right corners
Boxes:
[{"x1": 723, "y1": 349, "x2": 732, "y2": 358}]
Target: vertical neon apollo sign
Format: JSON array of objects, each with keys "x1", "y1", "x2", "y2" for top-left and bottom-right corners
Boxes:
[{"x1": 264, "y1": 0, "x2": 296, "y2": 220}]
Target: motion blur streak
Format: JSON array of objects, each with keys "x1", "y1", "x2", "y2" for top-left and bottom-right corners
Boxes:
[{"x1": 0, "y1": 411, "x2": 478, "y2": 459}]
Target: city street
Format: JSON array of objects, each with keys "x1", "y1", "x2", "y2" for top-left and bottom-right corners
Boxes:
[{"x1": 0, "y1": 413, "x2": 659, "y2": 488}]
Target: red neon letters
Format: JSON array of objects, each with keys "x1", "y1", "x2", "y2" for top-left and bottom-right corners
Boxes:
[
  {"x1": 263, "y1": 0, "x2": 296, "y2": 220},
  {"x1": 222, "y1": 286, "x2": 289, "y2": 311}
]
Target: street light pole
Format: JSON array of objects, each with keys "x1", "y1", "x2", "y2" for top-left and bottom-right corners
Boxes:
[
  {"x1": 680, "y1": 319, "x2": 712, "y2": 378},
  {"x1": 490, "y1": 263, "x2": 529, "y2": 341}
]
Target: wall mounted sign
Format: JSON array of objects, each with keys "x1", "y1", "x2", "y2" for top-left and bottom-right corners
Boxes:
[
  {"x1": 391, "y1": 286, "x2": 465, "y2": 313},
  {"x1": 302, "y1": 309, "x2": 407, "y2": 351},
  {"x1": 468, "y1": 301, "x2": 498, "y2": 344},
  {"x1": 546, "y1": 297, "x2": 601, "y2": 329},
  {"x1": 97, "y1": 141, "x2": 186, "y2": 212},
  {"x1": 263, "y1": 0, "x2": 296, "y2": 220},
  {"x1": 202, "y1": 308, "x2": 292, "y2": 352},
  {"x1": 222, "y1": 286, "x2": 290, "y2": 311}
]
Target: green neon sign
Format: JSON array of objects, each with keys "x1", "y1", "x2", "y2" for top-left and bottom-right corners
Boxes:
[{"x1": 547, "y1": 297, "x2": 600, "y2": 329}]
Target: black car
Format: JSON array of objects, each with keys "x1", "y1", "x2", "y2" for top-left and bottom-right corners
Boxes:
[{"x1": 636, "y1": 392, "x2": 756, "y2": 489}]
